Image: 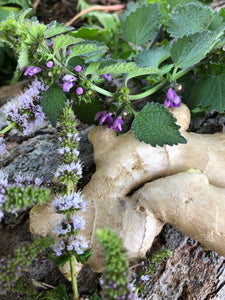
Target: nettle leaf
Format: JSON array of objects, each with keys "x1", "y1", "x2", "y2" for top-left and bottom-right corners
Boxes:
[
  {"x1": 188, "y1": 74, "x2": 225, "y2": 112},
  {"x1": 121, "y1": 3, "x2": 162, "y2": 45},
  {"x1": 171, "y1": 29, "x2": 224, "y2": 69},
  {"x1": 41, "y1": 85, "x2": 66, "y2": 127},
  {"x1": 65, "y1": 42, "x2": 107, "y2": 64},
  {"x1": 72, "y1": 98, "x2": 103, "y2": 124},
  {"x1": 120, "y1": 1, "x2": 140, "y2": 22},
  {"x1": 85, "y1": 61, "x2": 101, "y2": 75},
  {"x1": 167, "y1": 3, "x2": 213, "y2": 38},
  {"x1": 208, "y1": 11, "x2": 224, "y2": 31},
  {"x1": 135, "y1": 46, "x2": 170, "y2": 68},
  {"x1": 18, "y1": 47, "x2": 29, "y2": 69},
  {"x1": 168, "y1": 0, "x2": 197, "y2": 8},
  {"x1": 53, "y1": 35, "x2": 83, "y2": 53},
  {"x1": 71, "y1": 27, "x2": 100, "y2": 40},
  {"x1": 131, "y1": 102, "x2": 186, "y2": 147},
  {"x1": 45, "y1": 21, "x2": 73, "y2": 38}
]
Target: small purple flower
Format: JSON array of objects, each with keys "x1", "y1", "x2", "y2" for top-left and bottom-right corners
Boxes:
[
  {"x1": 71, "y1": 215, "x2": 86, "y2": 231},
  {"x1": 95, "y1": 111, "x2": 113, "y2": 129},
  {"x1": 141, "y1": 274, "x2": 150, "y2": 282},
  {"x1": 67, "y1": 235, "x2": 88, "y2": 254},
  {"x1": 76, "y1": 87, "x2": 83, "y2": 95},
  {"x1": 66, "y1": 49, "x2": 71, "y2": 56},
  {"x1": 24, "y1": 66, "x2": 42, "y2": 78},
  {"x1": 164, "y1": 88, "x2": 181, "y2": 108},
  {"x1": 52, "y1": 239, "x2": 65, "y2": 256},
  {"x1": 62, "y1": 75, "x2": 76, "y2": 82},
  {"x1": 112, "y1": 116, "x2": 123, "y2": 132},
  {"x1": 102, "y1": 74, "x2": 112, "y2": 82},
  {"x1": 46, "y1": 40, "x2": 53, "y2": 46},
  {"x1": 46, "y1": 61, "x2": 54, "y2": 68},
  {"x1": 141, "y1": 79, "x2": 147, "y2": 86},
  {"x1": 34, "y1": 177, "x2": 42, "y2": 186},
  {"x1": 75, "y1": 65, "x2": 82, "y2": 72},
  {"x1": 63, "y1": 81, "x2": 75, "y2": 92}
]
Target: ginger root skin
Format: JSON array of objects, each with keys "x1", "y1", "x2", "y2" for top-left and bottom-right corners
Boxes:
[{"x1": 30, "y1": 103, "x2": 225, "y2": 273}]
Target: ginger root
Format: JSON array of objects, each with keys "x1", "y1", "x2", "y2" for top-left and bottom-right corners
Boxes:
[{"x1": 30, "y1": 103, "x2": 225, "y2": 273}]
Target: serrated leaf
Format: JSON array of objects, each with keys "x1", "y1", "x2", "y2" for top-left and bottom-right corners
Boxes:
[
  {"x1": 85, "y1": 61, "x2": 101, "y2": 75},
  {"x1": 0, "y1": 6, "x2": 20, "y2": 21},
  {"x1": 11, "y1": 66, "x2": 22, "y2": 85},
  {"x1": 188, "y1": 74, "x2": 225, "y2": 112},
  {"x1": 168, "y1": 0, "x2": 197, "y2": 8},
  {"x1": 125, "y1": 66, "x2": 160, "y2": 84},
  {"x1": 65, "y1": 42, "x2": 107, "y2": 64},
  {"x1": 171, "y1": 29, "x2": 224, "y2": 69},
  {"x1": 208, "y1": 11, "x2": 224, "y2": 31},
  {"x1": 121, "y1": 3, "x2": 162, "y2": 45},
  {"x1": 120, "y1": 1, "x2": 140, "y2": 22},
  {"x1": 49, "y1": 252, "x2": 71, "y2": 267},
  {"x1": 71, "y1": 27, "x2": 100, "y2": 40},
  {"x1": 16, "y1": 7, "x2": 33, "y2": 22},
  {"x1": 18, "y1": 47, "x2": 29, "y2": 69},
  {"x1": 131, "y1": 102, "x2": 186, "y2": 147},
  {"x1": 45, "y1": 21, "x2": 73, "y2": 38},
  {"x1": 75, "y1": 248, "x2": 92, "y2": 264},
  {"x1": 72, "y1": 98, "x2": 103, "y2": 124},
  {"x1": 53, "y1": 35, "x2": 83, "y2": 53},
  {"x1": 41, "y1": 85, "x2": 66, "y2": 127},
  {"x1": 167, "y1": 3, "x2": 213, "y2": 38},
  {"x1": 135, "y1": 46, "x2": 170, "y2": 68}
]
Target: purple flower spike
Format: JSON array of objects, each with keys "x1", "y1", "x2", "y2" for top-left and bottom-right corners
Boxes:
[
  {"x1": 112, "y1": 116, "x2": 123, "y2": 131},
  {"x1": 102, "y1": 74, "x2": 112, "y2": 82},
  {"x1": 75, "y1": 65, "x2": 82, "y2": 72},
  {"x1": 63, "y1": 81, "x2": 75, "y2": 92},
  {"x1": 164, "y1": 88, "x2": 181, "y2": 108},
  {"x1": 24, "y1": 66, "x2": 42, "y2": 78},
  {"x1": 46, "y1": 61, "x2": 54, "y2": 68},
  {"x1": 76, "y1": 87, "x2": 83, "y2": 95}
]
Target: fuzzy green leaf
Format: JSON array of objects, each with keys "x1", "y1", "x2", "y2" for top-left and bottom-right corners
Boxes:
[
  {"x1": 75, "y1": 248, "x2": 92, "y2": 264},
  {"x1": 167, "y1": 3, "x2": 213, "y2": 38},
  {"x1": 53, "y1": 35, "x2": 83, "y2": 53},
  {"x1": 135, "y1": 46, "x2": 170, "y2": 68},
  {"x1": 71, "y1": 27, "x2": 100, "y2": 40},
  {"x1": 168, "y1": 0, "x2": 197, "y2": 8},
  {"x1": 65, "y1": 42, "x2": 107, "y2": 64},
  {"x1": 42, "y1": 285, "x2": 69, "y2": 300},
  {"x1": 49, "y1": 253, "x2": 71, "y2": 267},
  {"x1": 171, "y1": 29, "x2": 224, "y2": 68},
  {"x1": 121, "y1": 3, "x2": 162, "y2": 45},
  {"x1": 131, "y1": 102, "x2": 186, "y2": 147},
  {"x1": 18, "y1": 47, "x2": 29, "y2": 69},
  {"x1": 85, "y1": 61, "x2": 101, "y2": 75},
  {"x1": 45, "y1": 21, "x2": 73, "y2": 38},
  {"x1": 188, "y1": 74, "x2": 225, "y2": 112},
  {"x1": 41, "y1": 85, "x2": 66, "y2": 127}
]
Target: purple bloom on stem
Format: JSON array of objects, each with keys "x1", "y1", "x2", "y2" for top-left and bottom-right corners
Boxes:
[
  {"x1": 52, "y1": 240, "x2": 65, "y2": 256},
  {"x1": 67, "y1": 235, "x2": 88, "y2": 254},
  {"x1": 66, "y1": 49, "x2": 71, "y2": 55},
  {"x1": 62, "y1": 75, "x2": 76, "y2": 82},
  {"x1": 63, "y1": 81, "x2": 75, "y2": 92},
  {"x1": 24, "y1": 66, "x2": 42, "y2": 78},
  {"x1": 71, "y1": 215, "x2": 86, "y2": 231},
  {"x1": 102, "y1": 74, "x2": 112, "y2": 82},
  {"x1": 46, "y1": 40, "x2": 53, "y2": 46},
  {"x1": 164, "y1": 88, "x2": 181, "y2": 108},
  {"x1": 75, "y1": 65, "x2": 82, "y2": 72},
  {"x1": 46, "y1": 61, "x2": 54, "y2": 68},
  {"x1": 95, "y1": 111, "x2": 113, "y2": 129},
  {"x1": 112, "y1": 116, "x2": 123, "y2": 131},
  {"x1": 141, "y1": 79, "x2": 147, "y2": 86},
  {"x1": 76, "y1": 87, "x2": 83, "y2": 95}
]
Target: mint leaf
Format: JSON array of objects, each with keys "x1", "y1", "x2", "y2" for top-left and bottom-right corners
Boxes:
[
  {"x1": 135, "y1": 46, "x2": 170, "y2": 68},
  {"x1": 121, "y1": 3, "x2": 162, "y2": 45},
  {"x1": 188, "y1": 74, "x2": 225, "y2": 112},
  {"x1": 42, "y1": 285, "x2": 69, "y2": 300},
  {"x1": 49, "y1": 252, "x2": 71, "y2": 267},
  {"x1": 75, "y1": 248, "x2": 92, "y2": 264},
  {"x1": 53, "y1": 35, "x2": 83, "y2": 53},
  {"x1": 167, "y1": 3, "x2": 213, "y2": 38},
  {"x1": 131, "y1": 103, "x2": 186, "y2": 147},
  {"x1": 171, "y1": 30, "x2": 224, "y2": 69},
  {"x1": 41, "y1": 85, "x2": 66, "y2": 127}
]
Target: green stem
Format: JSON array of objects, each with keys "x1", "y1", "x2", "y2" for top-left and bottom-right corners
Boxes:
[
  {"x1": 128, "y1": 80, "x2": 167, "y2": 101},
  {"x1": 174, "y1": 66, "x2": 193, "y2": 81},
  {"x1": 90, "y1": 83, "x2": 114, "y2": 98},
  {"x1": 69, "y1": 255, "x2": 79, "y2": 300},
  {"x1": 67, "y1": 180, "x2": 71, "y2": 196},
  {"x1": 0, "y1": 122, "x2": 16, "y2": 135},
  {"x1": 171, "y1": 65, "x2": 178, "y2": 82}
]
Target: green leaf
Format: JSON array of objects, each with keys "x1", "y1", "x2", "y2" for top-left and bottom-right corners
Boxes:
[
  {"x1": 0, "y1": 6, "x2": 20, "y2": 21},
  {"x1": 121, "y1": 3, "x2": 162, "y2": 45},
  {"x1": 41, "y1": 85, "x2": 66, "y2": 127},
  {"x1": 167, "y1": 3, "x2": 213, "y2": 38},
  {"x1": 53, "y1": 35, "x2": 83, "y2": 53},
  {"x1": 72, "y1": 98, "x2": 104, "y2": 124},
  {"x1": 40, "y1": 285, "x2": 69, "y2": 300},
  {"x1": 65, "y1": 42, "x2": 107, "y2": 64},
  {"x1": 135, "y1": 46, "x2": 170, "y2": 68},
  {"x1": 75, "y1": 248, "x2": 92, "y2": 264},
  {"x1": 167, "y1": 0, "x2": 197, "y2": 8},
  {"x1": 171, "y1": 29, "x2": 224, "y2": 69},
  {"x1": 208, "y1": 11, "x2": 224, "y2": 31},
  {"x1": 11, "y1": 66, "x2": 22, "y2": 85},
  {"x1": 71, "y1": 27, "x2": 100, "y2": 40},
  {"x1": 0, "y1": 0, "x2": 31, "y2": 9},
  {"x1": 49, "y1": 253, "x2": 71, "y2": 267},
  {"x1": 45, "y1": 21, "x2": 73, "y2": 38},
  {"x1": 18, "y1": 47, "x2": 29, "y2": 69},
  {"x1": 131, "y1": 102, "x2": 186, "y2": 147},
  {"x1": 188, "y1": 74, "x2": 225, "y2": 113},
  {"x1": 85, "y1": 61, "x2": 101, "y2": 75}
]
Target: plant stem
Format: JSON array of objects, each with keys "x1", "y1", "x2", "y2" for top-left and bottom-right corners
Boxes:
[
  {"x1": 67, "y1": 180, "x2": 71, "y2": 196},
  {"x1": 0, "y1": 122, "x2": 16, "y2": 135},
  {"x1": 128, "y1": 80, "x2": 167, "y2": 100},
  {"x1": 70, "y1": 255, "x2": 79, "y2": 300},
  {"x1": 90, "y1": 83, "x2": 114, "y2": 97}
]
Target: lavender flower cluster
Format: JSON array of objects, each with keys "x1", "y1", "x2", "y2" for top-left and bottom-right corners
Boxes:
[
  {"x1": 2, "y1": 79, "x2": 48, "y2": 136},
  {"x1": 52, "y1": 105, "x2": 88, "y2": 257}
]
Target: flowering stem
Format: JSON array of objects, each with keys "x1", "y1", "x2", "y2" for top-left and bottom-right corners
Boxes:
[
  {"x1": 129, "y1": 80, "x2": 167, "y2": 100},
  {"x1": 0, "y1": 122, "x2": 16, "y2": 135},
  {"x1": 69, "y1": 255, "x2": 79, "y2": 300},
  {"x1": 90, "y1": 83, "x2": 114, "y2": 97},
  {"x1": 67, "y1": 180, "x2": 71, "y2": 196}
]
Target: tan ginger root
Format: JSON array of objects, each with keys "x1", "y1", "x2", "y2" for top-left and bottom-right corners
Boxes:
[{"x1": 30, "y1": 103, "x2": 225, "y2": 274}]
